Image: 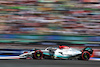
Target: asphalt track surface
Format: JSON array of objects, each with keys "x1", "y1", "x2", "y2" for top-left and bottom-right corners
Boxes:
[{"x1": 0, "y1": 60, "x2": 99, "y2": 67}]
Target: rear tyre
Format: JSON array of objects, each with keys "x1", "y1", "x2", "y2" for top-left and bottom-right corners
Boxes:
[
  {"x1": 33, "y1": 50, "x2": 43, "y2": 60},
  {"x1": 82, "y1": 51, "x2": 90, "y2": 61}
]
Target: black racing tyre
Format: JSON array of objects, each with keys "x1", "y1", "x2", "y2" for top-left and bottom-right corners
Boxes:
[
  {"x1": 82, "y1": 51, "x2": 90, "y2": 61},
  {"x1": 34, "y1": 50, "x2": 43, "y2": 59}
]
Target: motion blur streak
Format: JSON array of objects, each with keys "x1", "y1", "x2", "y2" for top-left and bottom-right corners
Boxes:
[{"x1": 0, "y1": 0, "x2": 100, "y2": 61}]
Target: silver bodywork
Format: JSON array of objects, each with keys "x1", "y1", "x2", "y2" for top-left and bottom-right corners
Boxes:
[{"x1": 19, "y1": 47, "x2": 82, "y2": 59}]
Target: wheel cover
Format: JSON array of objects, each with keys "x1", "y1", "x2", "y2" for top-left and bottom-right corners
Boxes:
[
  {"x1": 82, "y1": 51, "x2": 90, "y2": 61},
  {"x1": 34, "y1": 50, "x2": 43, "y2": 59}
]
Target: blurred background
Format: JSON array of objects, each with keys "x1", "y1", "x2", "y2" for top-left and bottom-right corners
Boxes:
[{"x1": 0, "y1": 0, "x2": 100, "y2": 60}]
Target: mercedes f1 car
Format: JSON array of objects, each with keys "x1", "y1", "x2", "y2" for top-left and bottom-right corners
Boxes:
[{"x1": 19, "y1": 46, "x2": 93, "y2": 61}]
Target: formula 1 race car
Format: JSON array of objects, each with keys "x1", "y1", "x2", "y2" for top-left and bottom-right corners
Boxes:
[{"x1": 19, "y1": 45, "x2": 93, "y2": 61}]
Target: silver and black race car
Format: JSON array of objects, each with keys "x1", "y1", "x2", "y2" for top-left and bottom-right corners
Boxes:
[{"x1": 19, "y1": 46, "x2": 93, "y2": 61}]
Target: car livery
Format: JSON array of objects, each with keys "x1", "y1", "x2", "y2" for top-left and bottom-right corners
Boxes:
[{"x1": 19, "y1": 46, "x2": 93, "y2": 61}]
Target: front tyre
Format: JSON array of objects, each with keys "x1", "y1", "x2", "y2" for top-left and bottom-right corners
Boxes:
[{"x1": 33, "y1": 50, "x2": 43, "y2": 60}]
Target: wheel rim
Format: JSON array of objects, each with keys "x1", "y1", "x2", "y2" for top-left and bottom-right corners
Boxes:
[
  {"x1": 84, "y1": 53, "x2": 89, "y2": 59},
  {"x1": 34, "y1": 50, "x2": 43, "y2": 59},
  {"x1": 82, "y1": 51, "x2": 90, "y2": 60}
]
